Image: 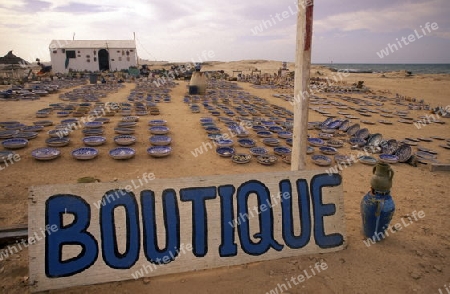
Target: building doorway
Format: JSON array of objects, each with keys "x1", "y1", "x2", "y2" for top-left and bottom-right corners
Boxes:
[{"x1": 98, "y1": 49, "x2": 109, "y2": 71}]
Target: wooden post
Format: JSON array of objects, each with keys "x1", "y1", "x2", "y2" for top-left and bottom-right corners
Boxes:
[{"x1": 291, "y1": 0, "x2": 314, "y2": 171}]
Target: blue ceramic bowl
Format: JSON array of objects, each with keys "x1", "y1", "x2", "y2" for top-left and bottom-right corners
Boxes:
[
  {"x1": 83, "y1": 136, "x2": 106, "y2": 146},
  {"x1": 268, "y1": 126, "x2": 284, "y2": 133},
  {"x1": 22, "y1": 125, "x2": 44, "y2": 132},
  {"x1": 149, "y1": 119, "x2": 167, "y2": 126},
  {"x1": 114, "y1": 135, "x2": 136, "y2": 146},
  {"x1": 84, "y1": 121, "x2": 103, "y2": 129},
  {"x1": 286, "y1": 138, "x2": 293, "y2": 146},
  {"x1": 308, "y1": 137, "x2": 325, "y2": 147},
  {"x1": 31, "y1": 147, "x2": 60, "y2": 161},
  {"x1": 72, "y1": 147, "x2": 99, "y2": 160},
  {"x1": 319, "y1": 146, "x2": 338, "y2": 155},
  {"x1": 14, "y1": 132, "x2": 38, "y2": 140},
  {"x1": 311, "y1": 154, "x2": 332, "y2": 166},
  {"x1": 205, "y1": 126, "x2": 220, "y2": 134},
  {"x1": 147, "y1": 146, "x2": 172, "y2": 157},
  {"x1": 252, "y1": 126, "x2": 266, "y2": 132},
  {"x1": 263, "y1": 138, "x2": 280, "y2": 146},
  {"x1": 257, "y1": 131, "x2": 273, "y2": 138},
  {"x1": 114, "y1": 127, "x2": 135, "y2": 135},
  {"x1": 109, "y1": 147, "x2": 136, "y2": 160},
  {"x1": 216, "y1": 146, "x2": 235, "y2": 157},
  {"x1": 33, "y1": 120, "x2": 53, "y2": 127},
  {"x1": 238, "y1": 138, "x2": 256, "y2": 148},
  {"x1": 274, "y1": 146, "x2": 291, "y2": 156},
  {"x1": 216, "y1": 139, "x2": 234, "y2": 147},
  {"x1": 277, "y1": 131, "x2": 292, "y2": 139},
  {"x1": 358, "y1": 155, "x2": 378, "y2": 165},
  {"x1": 349, "y1": 137, "x2": 366, "y2": 147},
  {"x1": 307, "y1": 146, "x2": 315, "y2": 154},
  {"x1": 149, "y1": 135, "x2": 172, "y2": 146},
  {"x1": 2, "y1": 138, "x2": 28, "y2": 149},
  {"x1": 249, "y1": 147, "x2": 268, "y2": 156},
  {"x1": 379, "y1": 154, "x2": 399, "y2": 164},
  {"x1": 46, "y1": 137, "x2": 70, "y2": 147},
  {"x1": 0, "y1": 150, "x2": 15, "y2": 161}
]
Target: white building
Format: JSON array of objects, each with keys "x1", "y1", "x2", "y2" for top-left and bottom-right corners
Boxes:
[{"x1": 49, "y1": 40, "x2": 137, "y2": 73}]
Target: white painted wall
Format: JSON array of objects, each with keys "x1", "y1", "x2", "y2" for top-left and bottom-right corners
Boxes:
[{"x1": 50, "y1": 47, "x2": 137, "y2": 73}]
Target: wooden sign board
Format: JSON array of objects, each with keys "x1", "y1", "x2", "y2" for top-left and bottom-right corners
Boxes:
[{"x1": 28, "y1": 170, "x2": 346, "y2": 292}]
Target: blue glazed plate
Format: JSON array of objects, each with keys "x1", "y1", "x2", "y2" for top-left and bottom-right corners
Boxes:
[
  {"x1": 335, "y1": 154, "x2": 353, "y2": 165},
  {"x1": 22, "y1": 125, "x2": 44, "y2": 132},
  {"x1": 249, "y1": 147, "x2": 268, "y2": 156},
  {"x1": 307, "y1": 146, "x2": 315, "y2": 154},
  {"x1": 83, "y1": 128, "x2": 104, "y2": 136},
  {"x1": 61, "y1": 118, "x2": 79, "y2": 125},
  {"x1": 204, "y1": 126, "x2": 221, "y2": 134},
  {"x1": 311, "y1": 154, "x2": 332, "y2": 166},
  {"x1": 2, "y1": 138, "x2": 28, "y2": 149},
  {"x1": 277, "y1": 131, "x2": 292, "y2": 139},
  {"x1": 114, "y1": 135, "x2": 136, "y2": 146},
  {"x1": 83, "y1": 136, "x2": 106, "y2": 146},
  {"x1": 109, "y1": 147, "x2": 136, "y2": 160},
  {"x1": 216, "y1": 139, "x2": 234, "y2": 147},
  {"x1": 14, "y1": 132, "x2": 38, "y2": 140},
  {"x1": 379, "y1": 154, "x2": 399, "y2": 164},
  {"x1": 256, "y1": 131, "x2": 273, "y2": 138},
  {"x1": 72, "y1": 147, "x2": 99, "y2": 160},
  {"x1": 286, "y1": 138, "x2": 293, "y2": 146},
  {"x1": 216, "y1": 146, "x2": 235, "y2": 157},
  {"x1": 149, "y1": 135, "x2": 172, "y2": 146},
  {"x1": 355, "y1": 128, "x2": 369, "y2": 139},
  {"x1": 149, "y1": 119, "x2": 167, "y2": 126},
  {"x1": 238, "y1": 138, "x2": 256, "y2": 148},
  {"x1": 31, "y1": 147, "x2": 60, "y2": 161},
  {"x1": 274, "y1": 146, "x2": 291, "y2": 155},
  {"x1": 308, "y1": 137, "x2": 325, "y2": 147},
  {"x1": 114, "y1": 127, "x2": 135, "y2": 135},
  {"x1": 319, "y1": 146, "x2": 338, "y2": 155},
  {"x1": 122, "y1": 116, "x2": 139, "y2": 122},
  {"x1": 358, "y1": 155, "x2": 378, "y2": 165},
  {"x1": 94, "y1": 117, "x2": 110, "y2": 124},
  {"x1": 84, "y1": 121, "x2": 103, "y2": 129},
  {"x1": 46, "y1": 137, "x2": 70, "y2": 147},
  {"x1": 33, "y1": 120, "x2": 53, "y2": 127},
  {"x1": 349, "y1": 137, "x2": 366, "y2": 147},
  {"x1": 263, "y1": 138, "x2": 280, "y2": 147},
  {"x1": 268, "y1": 126, "x2": 284, "y2": 133},
  {"x1": 252, "y1": 126, "x2": 266, "y2": 132},
  {"x1": 147, "y1": 146, "x2": 172, "y2": 157}
]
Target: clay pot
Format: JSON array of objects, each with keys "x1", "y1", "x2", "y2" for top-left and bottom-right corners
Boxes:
[{"x1": 370, "y1": 162, "x2": 394, "y2": 192}]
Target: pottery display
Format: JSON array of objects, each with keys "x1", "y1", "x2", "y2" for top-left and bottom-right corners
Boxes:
[
  {"x1": 257, "y1": 154, "x2": 278, "y2": 165},
  {"x1": 232, "y1": 153, "x2": 251, "y2": 164}
]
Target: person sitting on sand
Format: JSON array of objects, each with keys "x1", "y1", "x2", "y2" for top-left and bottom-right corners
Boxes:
[{"x1": 36, "y1": 58, "x2": 53, "y2": 80}]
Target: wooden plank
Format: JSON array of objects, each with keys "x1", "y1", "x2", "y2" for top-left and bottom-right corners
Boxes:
[
  {"x1": 291, "y1": 0, "x2": 314, "y2": 171},
  {"x1": 430, "y1": 163, "x2": 450, "y2": 172},
  {"x1": 28, "y1": 170, "x2": 346, "y2": 292}
]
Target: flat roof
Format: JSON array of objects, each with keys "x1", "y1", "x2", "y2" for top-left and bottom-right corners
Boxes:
[{"x1": 49, "y1": 40, "x2": 136, "y2": 49}]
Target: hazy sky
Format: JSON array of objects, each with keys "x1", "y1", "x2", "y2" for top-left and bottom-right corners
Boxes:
[{"x1": 0, "y1": 0, "x2": 449, "y2": 64}]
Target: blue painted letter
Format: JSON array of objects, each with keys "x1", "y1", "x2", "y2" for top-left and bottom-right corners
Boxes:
[{"x1": 46, "y1": 195, "x2": 98, "y2": 277}]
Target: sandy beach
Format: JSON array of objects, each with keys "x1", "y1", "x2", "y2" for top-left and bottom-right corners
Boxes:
[{"x1": 0, "y1": 60, "x2": 449, "y2": 294}]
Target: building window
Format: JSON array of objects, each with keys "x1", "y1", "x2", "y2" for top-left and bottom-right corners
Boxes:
[
  {"x1": 94, "y1": 57, "x2": 97, "y2": 62},
  {"x1": 86, "y1": 55, "x2": 90, "y2": 58},
  {"x1": 126, "y1": 50, "x2": 129, "y2": 56},
  {"x1": 127, "y1": 57, "x2": 130, "y2": 61},
  {"x1": 118, "y1": 57, "x2": 122, "y2": 61},
  {"x1": 66, "y1": 50, "x2": 76, "y2": 58},
  {"x1": 52, "y1": 50, "x2": 57, "y2": 54},
  {"x1": 130, "y1": 49, "x2": 134, "y2": 52},
  {"x1": 87, "y1": 59, "x2": 90, "y2": 62}
]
